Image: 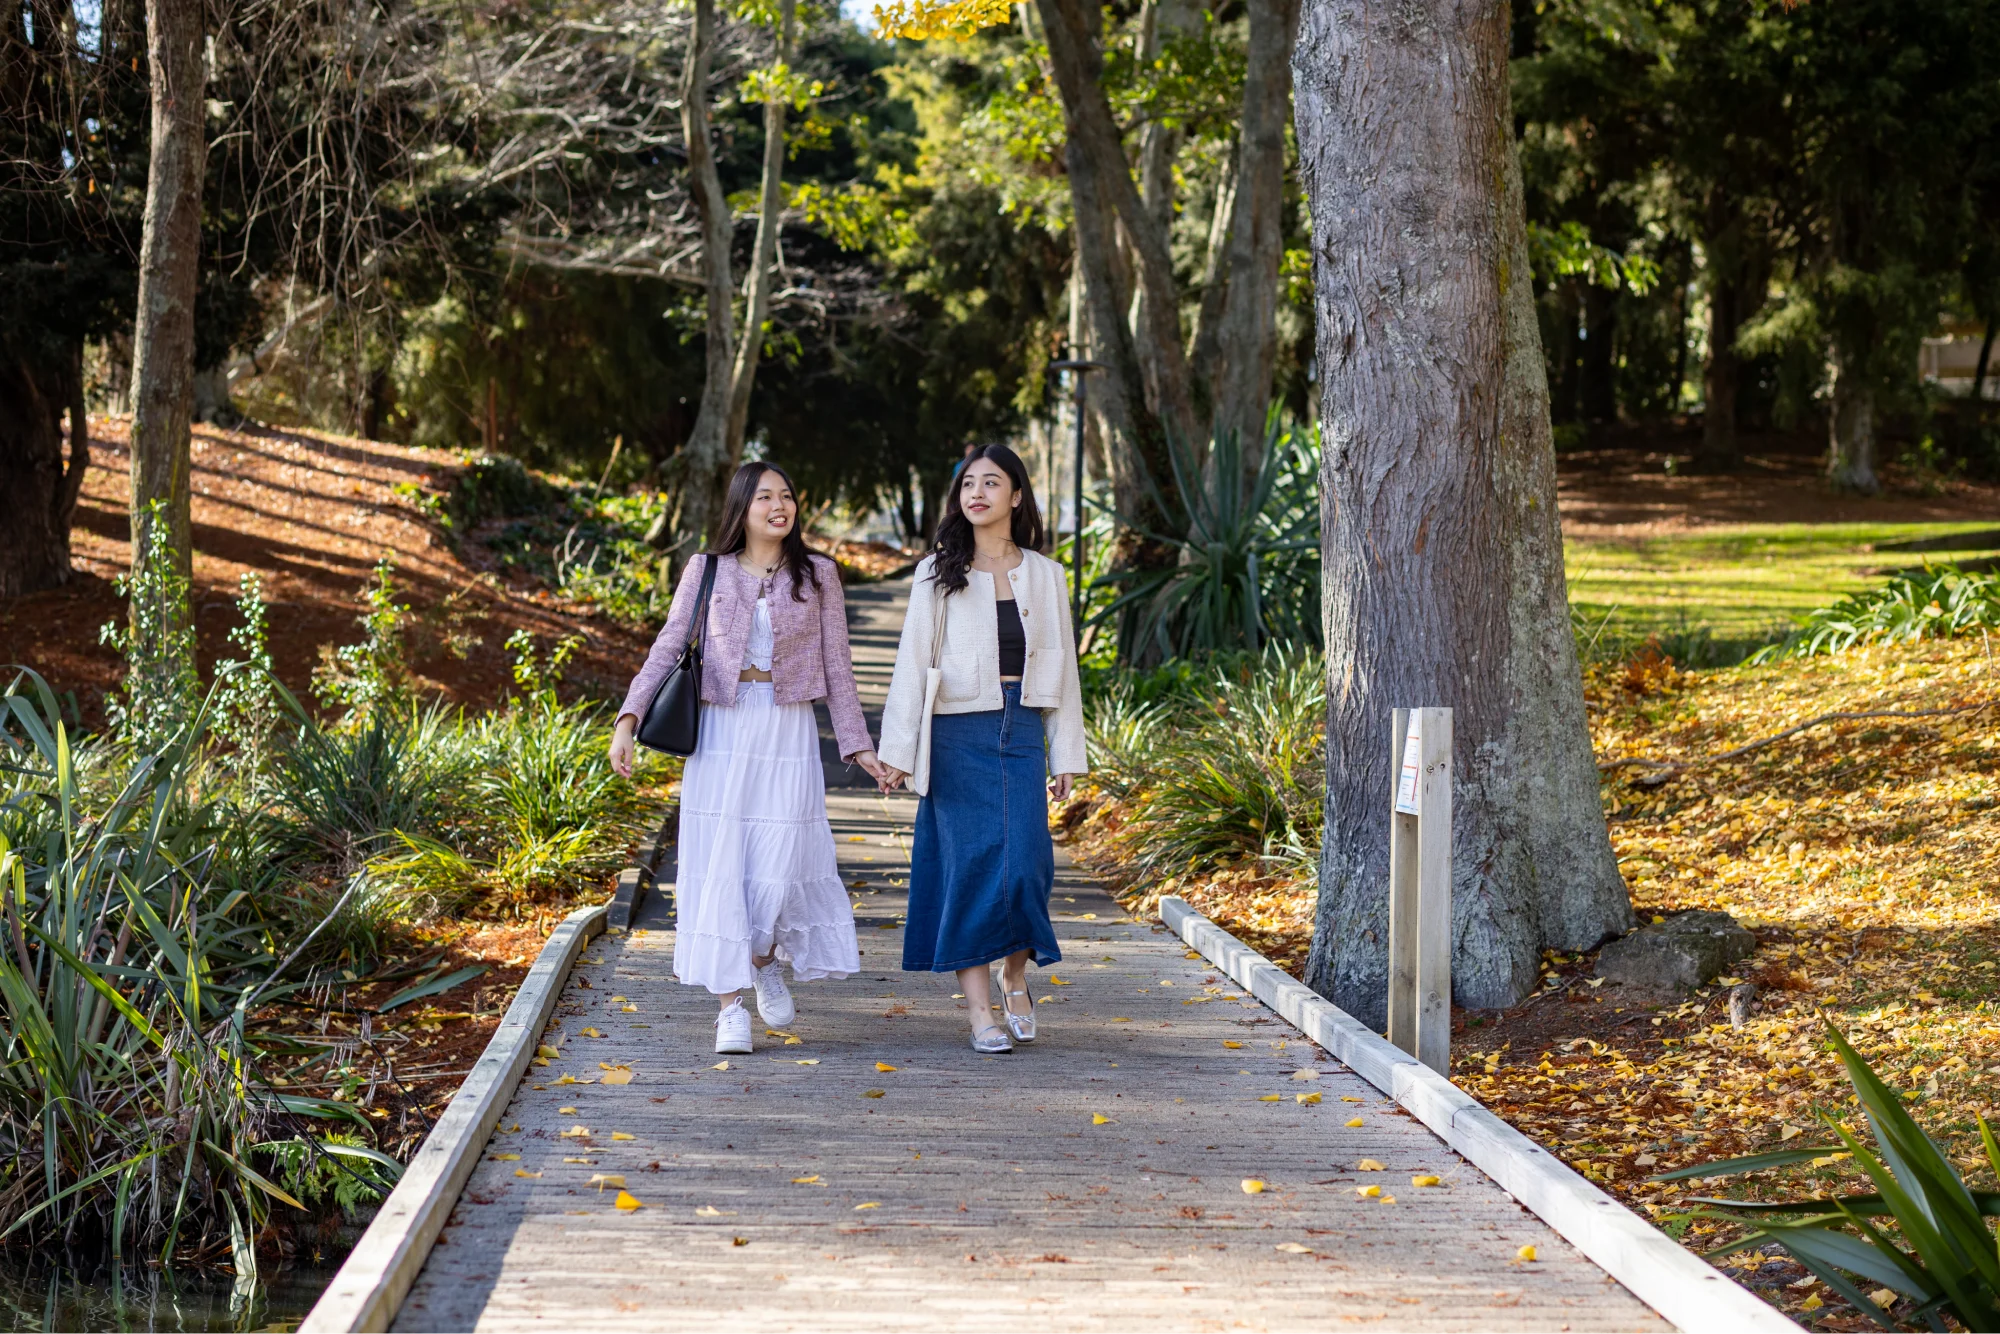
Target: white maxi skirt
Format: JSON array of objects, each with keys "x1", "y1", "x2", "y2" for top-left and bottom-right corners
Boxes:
[{"x1": 674, "y1": 681, "x2": 859, "y2": 994}]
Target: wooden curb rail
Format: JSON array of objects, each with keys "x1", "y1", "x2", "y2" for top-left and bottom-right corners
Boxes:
[
  {"x1": 300, "y1": 900, "x2": 608, "y2": 1333},
  {"x1": 1161, "y1": 895, "x2": 1795, "y2": 1334}
]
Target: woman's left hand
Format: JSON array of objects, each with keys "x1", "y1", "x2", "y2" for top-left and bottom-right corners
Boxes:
[{"x1": 1048, "y1": 773, "x2": 1075, "y2": 801}]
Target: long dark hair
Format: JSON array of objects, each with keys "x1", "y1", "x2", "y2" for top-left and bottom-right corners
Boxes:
[
  {"x1": 710, "y1": 461, "x2": 819, "y2": 600},
  {"x1": 930, "y1": 444, "x2": 1044, "y2": 595}
]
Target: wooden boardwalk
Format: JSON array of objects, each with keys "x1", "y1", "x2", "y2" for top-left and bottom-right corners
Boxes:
[{"x1": 391, "y1": 578, "x2": 1669, "y2": 1332}]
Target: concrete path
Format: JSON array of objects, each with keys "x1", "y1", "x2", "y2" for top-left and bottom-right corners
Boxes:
[{"x1": 392, "y1": 576, "x2": 1669, "y2": 1331}]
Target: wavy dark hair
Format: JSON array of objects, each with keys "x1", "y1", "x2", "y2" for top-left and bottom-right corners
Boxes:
[
  {"x1": 930, "y1": 444, "x2": 1045, "y2": 595},
  {"x1": 710, "y1": 461, "x2": 819, "y2": 600}
]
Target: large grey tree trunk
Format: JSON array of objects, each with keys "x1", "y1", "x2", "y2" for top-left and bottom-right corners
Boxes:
[
  {"x1": 129, "y1": 0, "x2": 206, "y2": 594},
  {"x1": 1294, "y1": 0, "x2": 1631, "y2": 1023},
  {"x1": 1827, "y1": 348, "x2": 1878, "y2": 493},
  {"x1": 0, "y1": 337, "x2": 89, "y2": 598},
  {"x1": 654, "y1": 0, "x2": 736, "y2": 561}
]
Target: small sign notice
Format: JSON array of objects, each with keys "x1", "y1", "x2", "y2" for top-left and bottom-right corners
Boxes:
[{"x1": 1394, "y1": 716, "x2": 1423, "y2": 815}]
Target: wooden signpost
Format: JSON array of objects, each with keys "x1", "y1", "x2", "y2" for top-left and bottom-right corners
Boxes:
[{"x1": 1386, "y1": 707, "x2": 1452, "y2": 1075}]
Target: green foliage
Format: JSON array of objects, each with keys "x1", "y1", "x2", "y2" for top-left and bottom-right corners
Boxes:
[
  {"x1": 1662, "y1": 1026, "x2": 2000, "y2": 1330},
  {"x1": 1751, "y1": 567, "x2": 2000, "y2": 662},
  {"x1": 258, "y1": 1132, "x2": 397, "y2": 1216},
  {"x1": 97, "y1": 501, "x2": 199, "y2": 759},
  {"x1": 1083, "y1": 646, "x2": 1325, "y2": 880},
  {"x1": 312, "y1": 559, "x2": 413, "y2": 717},
  {"x1": 0, "y1": 671, "x2": 364, "y2": 1255},
  {"x1": 1526, "y1": 219, "x2": 1660, "y2": 295},
  {"x1": 214, "y1": 574, "x2": 283, "y2": 775},
  {"x1": 506, "y1": 630, "x2": 585, "y2": 701},
  {"x1": 1092, "y1": 418, "x2": 1321, "y2": 661}
]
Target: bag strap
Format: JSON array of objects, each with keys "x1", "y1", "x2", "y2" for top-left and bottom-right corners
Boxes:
[
  {"x1": 927, "y1": 573, "x2": 949, "y2": 671},
  {"x1": 689, "y1": 553, "x2": 719, "y2": 654}
]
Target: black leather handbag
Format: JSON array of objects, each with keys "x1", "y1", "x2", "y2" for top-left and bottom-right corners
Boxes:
[{"x1": 635, "y1": 554, "x2": 717, "y2": 756}]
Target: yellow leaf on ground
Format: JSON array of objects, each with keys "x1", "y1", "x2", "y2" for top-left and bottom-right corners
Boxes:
[
  {"x1": 557, "y1": 1106, "x2": 577, "y2": 1115},
  {"x1": 1290, "y1": 1069, "x2": 1318, "y2": 1081},
  {"x1": 848, "y1": 835, "x2": 866, "y2": 842},
  {"x1": 695, "y1": 1205, "x2": 723, "y2": 1216},
  {"x1": 1869, "y1": 1288, "x2": 1898, "y2": 1309},
  {"x1": 766, "y1": 1030, "x2": 796, "y2": 1039},
  {"x1": 1340, "y1": 1096, "x2": 1362, "y2": 1102},
  {"x1": 876, "y1": 1062, "x2": 898, "y2": 1072},
  {"x1": 1223, "y1": 1040, "x2": 1243, "y2": 1049},
  {"x1": 601, "y1": 1069, "x2": 633, "y2": 1085},
  {"x1": 1296, "y1": 1092, "x2": 1322, "y2": 1104},
  {"x1": 1380, "y1": 1195, "x2": 1396, "y2": 1204},
  {"x1": 795, "y1": 1059, "x2": 819, "y2": 1065},
  {"x1": 1801, "y1": 1295, "x2": 1822, "y2": 1311},
  {"x1": 562, "y1": 1157, "x2": 593, "y2": 1164},
  {"x1": 1240, "y1": 1179, "x2": 1266, "y2": 1194},
  {"x1": 712, "y1": 1061, "x2": 730, "y2": 1070},
  {"x1": 492, "y1": 1153, "x2": 520, "y2": 1161},
  {"x1": 610, "y1": 996, "x2": 627, "y2": 1003},
  {"x1": 536, "y1": 1044, "x2": 560, "y2": 1059},
  {"x1": 1780, "y1": 1123, "x2": 1802, "y2": 1140},
  {"x1": 1258, "y1": 1094, "x2": 1282, "y2": 1102},
  {"x1": 1412, "y1": 1175, "x2": 1440, "y2": 1187},
  {"x1": 732, "y1": 1236, "x2": 748, "y2": 1246},
  {"x1": 854, "y1": 1201, "x2": 880, "y2": 1210},
  {"x1": 555, "y1": 1075, "x2": 579, "y2": 1085},
  {"x1": 613, "y1": 1190, "x2": 643, "y2": 1211},
  {"x1": 1344, "y1": 1118, "x2": 1365, "y2": 1128},
  {"x1": 1078, "y1": 913, "x2": 1097, "y2": 920},
  {"x1": 1113, "y1": 1017, "x2": 1132, "y2": 1023},
  {"x1": 791, "y1": 1175, "x2": 821, "y2": 1184},
  {"x1": 1092, "y1": 1113, "x2": 1112, "y2": 1125},
  {"x1": 1049, "y1": 976, "x2": 1070, "y2": 985},
  {"x1": 611, "y1": 1132, "x2": 636, "y2": 1141},
  {"x1": 1275, "y1": 1242, "x2": 1312, "y2": 1253},
  {"x1": 514, "y1": 1169, "x2": 542, "y2": 1178},
  {"x1": 622, "y1": 1005, "x2": 639, "y2": 1013},
  {"x1": 1357, "y1": 1159, "x2": 1384, "y2": 1171},
  {"x1": 561, "y1": 1125, "x2": 592, "y2": 1138},
  {"x1": 580, "y1": 1027, "x2": 604, "y2": 1037},
  {"x1": 589, "y1": 1174, "x2": 625, "y2": 1190},
  {"x1": 863, "y1": 1089, "x2": 886, "y2": 1098},
  {"x1": 1356, "y1": 1185, "x2": 1381, "y2": 1198},
  {"x1": 1517, "y1": 1245, "x2": 1537, "y2": 1262}
]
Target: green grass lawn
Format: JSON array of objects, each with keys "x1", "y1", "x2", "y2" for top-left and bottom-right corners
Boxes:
[{"x1": 1564, "y1": 521, "x2": 2000, "y2": 662}]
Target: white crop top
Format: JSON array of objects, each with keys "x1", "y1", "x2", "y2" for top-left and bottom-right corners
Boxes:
[{"x1": 742, "y1": 595, "x2": 774, "y2": 671}]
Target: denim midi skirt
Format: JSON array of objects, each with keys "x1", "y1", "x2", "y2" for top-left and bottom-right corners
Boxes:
[{"x1": 904, "y1": 683, "x2": 1062, "y2": 973}]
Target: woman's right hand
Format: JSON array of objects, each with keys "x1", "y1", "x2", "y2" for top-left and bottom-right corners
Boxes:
[
  {"x1": 877, "y1": 764, "x2": 908, "y2": 792},
  {"x1": 609, "y1": 715, "x2": 638, "y2": 779}
]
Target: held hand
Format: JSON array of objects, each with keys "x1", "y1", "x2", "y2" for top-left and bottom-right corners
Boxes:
[
  {"x1": 1048, "y1": 773, "x2": 1075, "y2": 802},
  {"x1": 853, "y1": 750, "x2": 886, "y2": 783},
  {"x1": 878, "y1": 765, "x2": 909, "y2": 792},
  {"x1": 609, "y1": 717, "x2": 637, "y2": 779}
]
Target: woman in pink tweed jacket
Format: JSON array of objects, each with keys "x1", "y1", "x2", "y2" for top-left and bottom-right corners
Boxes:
[{"x1": 608, "y1": 462, "x2": 883, "y2": 1054}]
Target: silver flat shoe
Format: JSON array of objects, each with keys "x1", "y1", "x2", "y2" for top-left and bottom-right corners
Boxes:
[
  {"x1": 970, "y1": 1023, "x2": 1015, "y2": 1054},
  {"x1": 1003, "y1": 984, "x2": 1036, "y2": 1043}
]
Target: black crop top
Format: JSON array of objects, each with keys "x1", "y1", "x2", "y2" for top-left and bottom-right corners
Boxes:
[{"x1": 996, "y1": 597, "x2": 1026, "y2": 677}]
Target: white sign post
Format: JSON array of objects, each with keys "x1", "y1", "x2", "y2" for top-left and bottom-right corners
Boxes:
[{"x1": 1386, "y1": 707, "x2": 1452, "y2": 1075}]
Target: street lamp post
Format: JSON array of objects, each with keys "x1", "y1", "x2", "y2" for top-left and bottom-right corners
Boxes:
[{"x1": 1047, "y1": 357, "x2": 1105, "y2": 641}]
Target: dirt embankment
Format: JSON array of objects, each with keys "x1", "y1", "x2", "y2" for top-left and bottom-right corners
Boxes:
[{"x1": 2, "y1": 416, "x2": 659, "y2": 727}]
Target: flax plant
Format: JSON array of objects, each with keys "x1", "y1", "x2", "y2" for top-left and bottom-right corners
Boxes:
[{"x1": 0, "y1": 671, "x2": 355, "y2": 1260}]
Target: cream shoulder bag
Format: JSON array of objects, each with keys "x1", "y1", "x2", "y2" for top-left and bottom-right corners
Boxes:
[{"x1": 909, "y1": 581, "x2": 948, "y2": 797}]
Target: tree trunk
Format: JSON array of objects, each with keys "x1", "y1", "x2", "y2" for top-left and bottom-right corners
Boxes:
[
  {"x1": 1971, "y1": 319, "x2": 1995, "y2": 403},
  {"x1": 1827, "y1": 347, "x2": 1878, "y2": 493},
  {"x1": 0, "y1": 336, "x2": 89, "y2": 598},
  {"x1": 651, "y1": 0, "x2": 736, "y2": 561},
  {"x1": 129, "y1": 0, "x2": 206, "y2": 596},
  {"x1": 1700, "y1": 271, "x2": 1740, "y2": 469},
  {"x1": 1294, "y1": 0, "x2": 1630, "y2": 1023},
  {"x1": 722, "y1": 0, "x2": 795, "y2": 459},
  {"x1": 1197, "y1": 0, "x2": 1300, "y2": 467}
]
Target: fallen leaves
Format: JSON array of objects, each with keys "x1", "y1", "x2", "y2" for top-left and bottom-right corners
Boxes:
[
  {"x1": 580, "y1": 1027, "x2": 605, "y2": 1038},
  {"x1": 1240, "y1": 1179, "x2": 1266, "y2": 1194},
  {"x1": 492, "y1": 1153, "x2": 520, "y2": 1161},
  {"x1": 862, "y1": 1089, "x2": 886, "y2": 1099},
  {"x1": 1092, "y1": 1113, "x2": 1113, "y2": 1125},
  {"x1": 1356, "y1": 1160, "x2": 1384, "y2": 1171},
  {"x1": 1411, "y1": 1175, "x2": 1440, "y2": 1188},
  {"x1": 514, "y1": 1168, "x2": 542, "y2": 1178},
  {"x1": 589, "y1": 1173, "x2": 625, "y2": 1190},
  {"x1": 560, "y1": 1125, "x2": 592, "y2": 1138},
  {"x1": 1355, "y1": 1185, "x2": 1380, "y2": 1198},
  {"x1": 1274, "y1": 1242, "x2": 1312, "y2": 1254},
  {"x1": 1257, "y1": 1094, "x2": 1281, "y2": 1102},
  {"x1": 611, "y1": 1132, "x2": 636, "y2": 1141},
  {"x1": 536, "y1": 1044, "x2": 560, "y2": 1059},
  {"x1": 711, "y1": 1061, "x2": 730, "y2": 1071},
  {"x1": 1222, "y1": 1040, "x2": 1243, "y2": 1049},
  {"x1": 600, "y1": 1065, "x2": 633, "y2": 1085},
  {"x1": 854, "y1": 1201, "x2": 880, "y2": 1210},
  {"x1": 875, "y1": 1062, "x2": 898, "y2": 1073},
  {"x1": 1296, "y1": 1092, "x2": 1322, "y2": 1104},
  {"x1": 1343, "y1": 1118, "x2": 1365, "y2": 1128},
  {"x1": 791, "y1": 1175, "x2": 822, "y2": 1185},
  {"x1": 1516, "y1": 1245, "x2": 1537, "y2": 1262},
  {"x1": 1048, "y1": 976, "x2": 1070, "y2": 986},
  {"x1": 613, "y1": 1190, "x2": 643, "y2": 1212}
]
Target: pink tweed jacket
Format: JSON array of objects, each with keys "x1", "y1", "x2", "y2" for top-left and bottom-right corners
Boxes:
[{"x1": 616, "y1": 552, "x2": 874, "y2": 762}]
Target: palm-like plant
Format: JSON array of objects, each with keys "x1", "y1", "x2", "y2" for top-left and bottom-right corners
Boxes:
[
  {"x1": 1090, "y1": 414, "x2": 1321, "y2": 661},
  {"x1": 1655, "y1": 1025, "x2": 2000, "y2": 1329}
]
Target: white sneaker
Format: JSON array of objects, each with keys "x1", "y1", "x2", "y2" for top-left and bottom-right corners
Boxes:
[
  {"x1": 715, "y1": 1000, "x2": 753, "y2": 1054},
  {"x1": 753, "y1": 959, "x2": 796, "y2": 1028}
]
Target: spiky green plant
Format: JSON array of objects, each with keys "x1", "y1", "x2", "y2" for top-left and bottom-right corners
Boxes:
[
  {"x1": 0, "y1": 670, "x2": 377, "y2": 1257},
  {"x1": 1090, "y1": 415, "x2": 1321, "y2": 661},
  {"x1": 1656, "y1": 1025, "x2": 2000, "y2": 1329}
]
